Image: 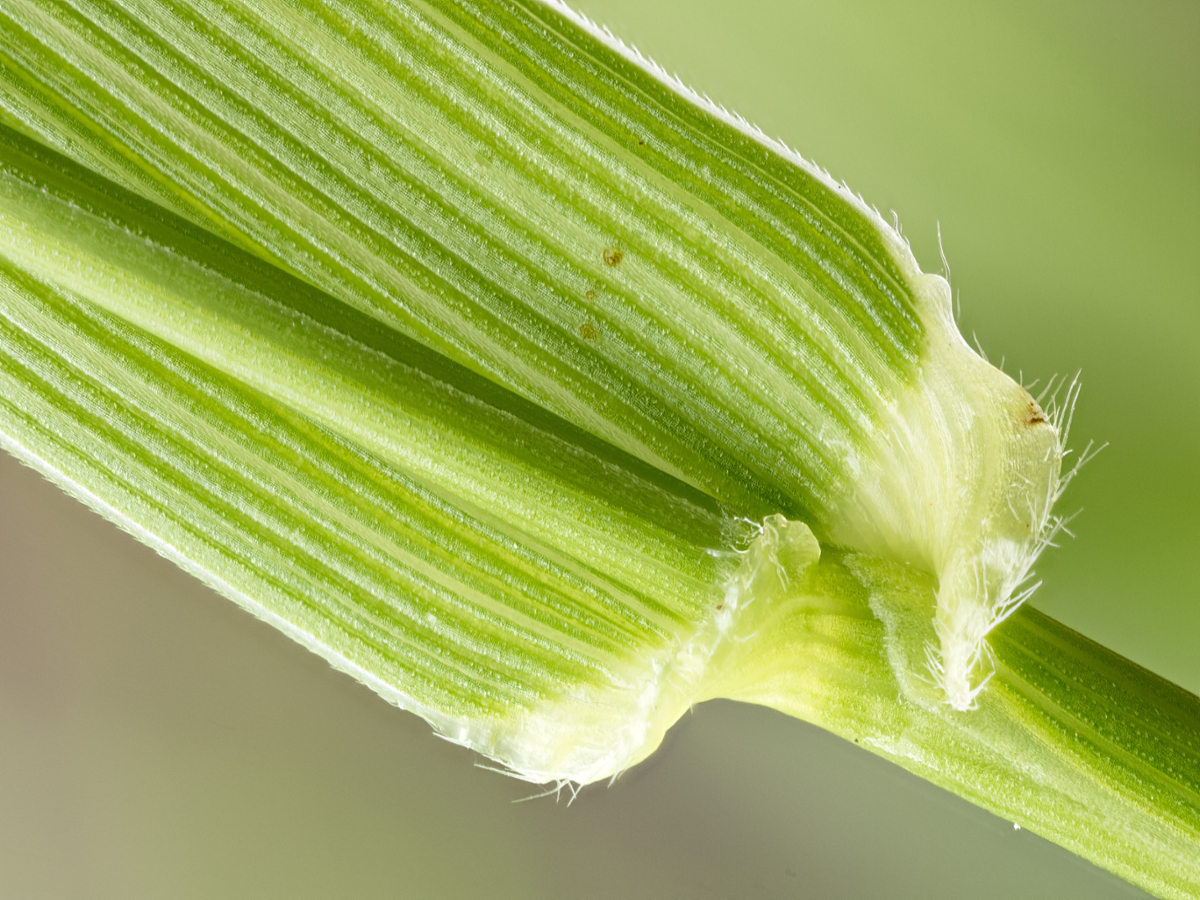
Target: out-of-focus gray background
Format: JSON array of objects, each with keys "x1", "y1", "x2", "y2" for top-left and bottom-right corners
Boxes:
[{"x1": 2, "y1": 1, "x2": 1195, "y2": 896}]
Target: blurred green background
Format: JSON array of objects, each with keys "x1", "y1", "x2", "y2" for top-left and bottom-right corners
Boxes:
[{"x1": 1, "y1": 1, "x2": 1195, "y2": 897}]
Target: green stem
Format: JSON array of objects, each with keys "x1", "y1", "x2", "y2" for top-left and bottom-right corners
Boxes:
[{"x1": 706, "y1": 552, "x2": 1200, "y2": 899}]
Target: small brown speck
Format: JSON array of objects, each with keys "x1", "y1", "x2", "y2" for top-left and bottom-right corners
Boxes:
[
  {"x1": 602, "y1": 246, "x2": 623, "y2": 266},
  {"x1": 1026, "y1": 400, "x2": 1049, "y2": 426},
  {"x1": 579, "y1": 322, "x2": 598, "y2": 342},
  {"x1": 584, "y1": 289, "x2": 596, "y2": 300}
]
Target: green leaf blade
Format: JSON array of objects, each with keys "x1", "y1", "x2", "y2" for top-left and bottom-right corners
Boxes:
[
  {"x1": 0, "y1": 0, "x2": 932, "y2": 522},
  {"x1": 0, "y1": 128, "x2": 752, "y2": 781}
]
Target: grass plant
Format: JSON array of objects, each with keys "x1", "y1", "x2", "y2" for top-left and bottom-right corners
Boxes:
[{"x1": 0, "y1": 1, "x2": 1196, "y2": 894}]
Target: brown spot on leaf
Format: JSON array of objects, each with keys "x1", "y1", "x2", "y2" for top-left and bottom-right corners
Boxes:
[
  {"x1": 1026, "y1": 401, "x2": 1049, "y2": 426},
  {"x1": 579, "y1": 322, "x2": 598, "y2": 342},
  {"x1": 584, "y1": 289, "x2": 596, "y2": 300},
  {"x1": 602, "y1": 247, "x2": 623, "y2": 266}
]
